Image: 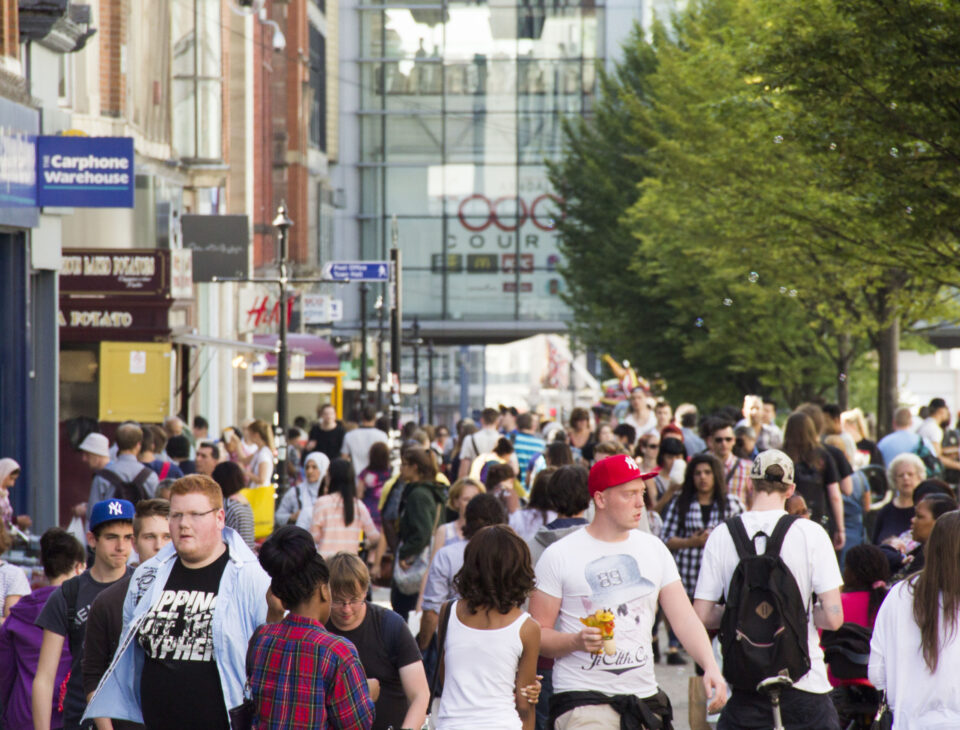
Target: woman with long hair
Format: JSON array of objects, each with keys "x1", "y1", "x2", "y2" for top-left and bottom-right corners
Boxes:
[
  {"x1": 275, "y1": 451, "x2": 330, "y2": 529},
  {"x1": 211, "y1": 461, "x2": 256, "y2": 550},
  {"x1": 783, "y1": 412, "x2": 845, "y2": 549},
  {"x1": 247, "y1": 526, "x2": 375, "y2": 728},
  {"x1": 660, "y1": 452, "x2": 743, "y2": 664},
  {"x1": 435, "y1": 525, "x2": 540, "y2": 730},
  {"x1": 310, "y1": 458, "x2": 380, "y2": 559},
  {"x1": 885, "y1": 493, "x2": 958, "y2": 580},
  {"x1": 869, "y1": 511, "x2": 960, "y2": 725},
  {"x1": 229, "y1": 419, "x2": 275, "y2": 486}
]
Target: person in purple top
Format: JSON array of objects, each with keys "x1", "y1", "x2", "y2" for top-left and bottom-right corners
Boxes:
[{"x1": 0, "y1": 528, "x2": 86, "y2": 730}]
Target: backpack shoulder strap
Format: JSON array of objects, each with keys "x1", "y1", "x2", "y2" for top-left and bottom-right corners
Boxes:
[
  {"x1": 725, "y1": 461, "x2": 738, "y2": 485},
  {"x1": 98, "y1": 469, "x2": 124, "y2": 490},
  {"x1": 158, "y1": 462, "x2": 170, "y2": 480},
  {"x1": 764, "y1": 514, "x2": 800, "y2": 558},
  {"x1": 134, "y1": 466, "x2": 153, "y2": 488},
  {"x1": 62, "y1": 574, "x2": 82, "y2": 632},
  {"x1": 725, "y1": 515, "x2": 756, "y2": 560}
]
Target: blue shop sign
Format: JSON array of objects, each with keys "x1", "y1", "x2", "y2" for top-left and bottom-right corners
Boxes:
[
  {"x1": 36, "y1": 136, "x2": 134, "y2": 208},
  {"x1": 0, "y1": 97, "x2": 39, "y2": 228}
]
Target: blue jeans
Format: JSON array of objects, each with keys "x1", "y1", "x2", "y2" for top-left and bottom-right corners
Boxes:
[{"x1": 535, "y1": 667, "x2": 553, "y2": 730}]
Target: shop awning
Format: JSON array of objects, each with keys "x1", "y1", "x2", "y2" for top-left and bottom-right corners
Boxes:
[
  {"x1": 171, "y1": 333, "x2": 277, "y2": 353},
  {"x1": 253, "y1": 334, "x2": 340, "y2": 371}
]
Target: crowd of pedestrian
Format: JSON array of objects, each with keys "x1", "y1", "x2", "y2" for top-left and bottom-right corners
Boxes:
[{"x1": 2, "y1": 392, "x2": 960, "y2": 729}]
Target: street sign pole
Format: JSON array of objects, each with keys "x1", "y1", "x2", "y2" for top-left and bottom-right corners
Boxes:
[
  {"x1": 390, "y1": 222, "x2": 402, "y2": 430},
  {"x1": 272, "y1": 205, "x2": 293, "y2": 497},
  {"x1": 360, "y1": 282, "x2": 369, "y2": 406}
]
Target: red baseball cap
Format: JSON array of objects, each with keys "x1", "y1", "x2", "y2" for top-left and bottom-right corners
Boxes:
[{"x1": 588, "y1": 454, "x2": 649, "y2": 497}]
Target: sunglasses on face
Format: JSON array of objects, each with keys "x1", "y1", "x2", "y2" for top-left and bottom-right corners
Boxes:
[{"x1": 714, "y1": 437, "x2": 735, "y2": 443}]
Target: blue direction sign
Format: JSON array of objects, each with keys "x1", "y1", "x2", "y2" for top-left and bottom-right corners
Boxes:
[{"x1": 322, "y1": 260, "x2": 389, "y2": 282}]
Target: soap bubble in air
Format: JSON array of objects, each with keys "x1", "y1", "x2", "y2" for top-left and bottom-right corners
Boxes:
[
  {"x1": 779, "y1": 286, "x2": 788, "y2": 294},
  {"x1": 722, "y1": 298, "x2": 733, "y2": 307},
  {"x1": 789, "y1": 289, "x2": 798, "y2": 297},
  {"x1": 694, "y1": 317, "x2": 704, "y2": 328},
  {"x1": 773, "y1": 135, "x2": 784, "y2": 144},
  {"x1": 838, "y1": 373, "x2": 847, "y2": 383},
  {"x1": 905, "y1": 206, "x2": 913, "y2": 215},
  {"x1": 889, "y1": 147, "x2": 899, "y2": 158},
  {"x1": 829, "y1": 143, "x2": 837, "y2": 151},
  {"x1": 748, "y1": 271, "x2": 759, "y2": 283}
]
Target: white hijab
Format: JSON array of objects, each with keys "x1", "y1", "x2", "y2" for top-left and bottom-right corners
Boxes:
[{"x1": 295, "y1": 452, "x2": 330, "y2": 530}]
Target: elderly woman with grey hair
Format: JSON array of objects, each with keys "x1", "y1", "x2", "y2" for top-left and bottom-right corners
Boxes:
[{"x1": 872, "y1": 452, "x2": 926, "y2": 545}]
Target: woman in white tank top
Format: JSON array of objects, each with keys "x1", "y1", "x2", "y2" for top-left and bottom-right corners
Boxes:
[{"x1": 435, "y1": 525, "x2": 541, "y2": 730}]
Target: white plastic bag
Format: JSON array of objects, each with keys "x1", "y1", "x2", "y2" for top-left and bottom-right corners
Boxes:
[{"x1": 67, "y1": 516, "x2": 86, "y2": 544}]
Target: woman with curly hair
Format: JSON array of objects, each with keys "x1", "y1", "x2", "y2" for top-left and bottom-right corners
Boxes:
[{"x1": 434, "y1": 525, "x2": 540, "y2": 730}]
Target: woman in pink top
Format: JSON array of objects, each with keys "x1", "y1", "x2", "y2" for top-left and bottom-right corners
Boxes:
[{"x1": 311, "y1": 458, "x2": 380, "y2": 559}]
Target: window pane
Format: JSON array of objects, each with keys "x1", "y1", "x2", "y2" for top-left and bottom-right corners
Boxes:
[
  {"x1": 196, "y1": 79, "x2": 222, "y2": 159},
  {"x1": 197, "y1": 0, "x2": 221, "y2": 77},
  {"x1": 171, "y1": 3, "x2": 195, "y2": 78},
  {"x1": 172, "y1": 78, "x2": 196, "y2": 158},
  {"x1": 446, "y1": 114, "x2": 516, "y2": 164},
  {"x1": 384, "y1": 166, "x2": 442, "y2": 216}
]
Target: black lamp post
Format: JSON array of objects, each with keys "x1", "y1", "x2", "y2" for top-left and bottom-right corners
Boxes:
[{"x1": 272, "y1": 204, "x2": 293, "y2": 495}]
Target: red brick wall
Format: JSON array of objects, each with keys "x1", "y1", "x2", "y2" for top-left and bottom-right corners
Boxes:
[
  {"x1": 99, "y1": 0, "x2": 128, "y2": 117},
  {"x1": 0, "y1": 0, "x2": 18, "y2": 61}
]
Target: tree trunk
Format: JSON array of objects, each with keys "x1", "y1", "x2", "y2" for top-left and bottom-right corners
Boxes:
[{"x1": 875, "y1": 318, "x2": 900, "y2": 439}]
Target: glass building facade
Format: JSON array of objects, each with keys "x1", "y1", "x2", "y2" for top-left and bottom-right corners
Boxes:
[{"x1": 354, "y1": 0, "x2": 603, "y2": 324}]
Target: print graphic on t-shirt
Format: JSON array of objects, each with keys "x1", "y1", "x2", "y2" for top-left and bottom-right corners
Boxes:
[
  {"x1": 138, "y1": 589, "x2": 218, "y2": 662},
  {"x1": 578, "y1": 554, "x2": 656, "y2": 676}
]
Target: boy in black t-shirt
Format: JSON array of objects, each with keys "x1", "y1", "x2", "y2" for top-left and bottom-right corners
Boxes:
[
  {"x1": 325, "y1": 552, "x2": 429, "y2": 730},
  {"x1": 34, "y1": 499, "x2": 135, "y2": 730}
]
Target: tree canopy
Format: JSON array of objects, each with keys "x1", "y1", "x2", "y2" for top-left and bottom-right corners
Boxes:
[{"x1": 551, "y1": 0, "x2": 960, "y2": 421}]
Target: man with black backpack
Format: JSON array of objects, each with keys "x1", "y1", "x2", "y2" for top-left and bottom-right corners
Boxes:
[
  {"x1": 33, "y1": 499, "x2": 135, "y2": 730},
  {"x1": 693, "y1": 449, "x2": 844, "y2": 730},
  {"x1": 86, "y1": 424, "x2": 158, "y2": 525}
]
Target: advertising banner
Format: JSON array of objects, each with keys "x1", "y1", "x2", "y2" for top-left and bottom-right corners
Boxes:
[
  {"x1": 0, "y1": 97, "x2": 39, "y2": 228},
  {"x1": 36, "y1": 136, "x2": 134, "y2": 208}
]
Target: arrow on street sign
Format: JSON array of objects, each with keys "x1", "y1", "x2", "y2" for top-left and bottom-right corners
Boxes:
[{"x1": 321, "y1": 261, "x2": 390, "y2": 282}]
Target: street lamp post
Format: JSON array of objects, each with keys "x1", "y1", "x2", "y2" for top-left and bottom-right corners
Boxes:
[
  {"x1": 360, "y1": 281, "x2": 369, "y2": 407},
  {"x1": 272, "y1": 204, "x2": 293, "y2": 496}
]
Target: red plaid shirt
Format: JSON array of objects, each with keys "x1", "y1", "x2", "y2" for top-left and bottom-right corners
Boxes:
[{"x1": 247, "y1": 613, "x2": 375, "y2": 729}]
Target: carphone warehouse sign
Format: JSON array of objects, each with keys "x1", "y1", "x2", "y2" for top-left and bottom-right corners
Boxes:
[{"x1": 36, "y1": 136, "x2": 134, "y2": 208}]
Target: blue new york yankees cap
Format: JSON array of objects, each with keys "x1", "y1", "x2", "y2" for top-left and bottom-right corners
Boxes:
[{"x1": 89, "y1": 499, "x2": 136, "y2": 530}]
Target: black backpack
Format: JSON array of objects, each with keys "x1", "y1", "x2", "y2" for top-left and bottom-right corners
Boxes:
[
  {"x1": 99, "y1": 466, "x2": 153, "y2": 505},
  {"x1": 719, "y1": 514, "x2": 811, "y2": 692}
]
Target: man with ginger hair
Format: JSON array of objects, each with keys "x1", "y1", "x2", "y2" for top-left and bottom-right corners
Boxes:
[{"x1": 84, "y1": 475, "x2": 279, "y2": 729}]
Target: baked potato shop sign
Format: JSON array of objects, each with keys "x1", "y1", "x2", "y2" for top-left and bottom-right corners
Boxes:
[{"x1": 59, "y1": 249, "x2": 193, "y2": 341}]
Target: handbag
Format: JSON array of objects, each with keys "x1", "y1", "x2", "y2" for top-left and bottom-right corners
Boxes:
[
  {"x1": 870, "y1": 691, "x2": 892, "y2": 730},
  {"x1": 228, "y1": 680, "x2": 255, "y2": 730},
  {"x1": 393, "y1": 547, "x2": 431, "y2": 595}
]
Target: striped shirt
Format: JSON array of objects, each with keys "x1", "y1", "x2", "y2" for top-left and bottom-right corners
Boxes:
[
  {"x1": 247, "y1": 614, "x2": 375, "y2": 729},
  {"x1": 513, "y1": 432, "x2": 546, "y2": 483},
  {"x1": 224, "y1": 497, "x2": 255, "y2": 550},
  {"x1": 310, "y1": 493, "x2": 380, "y2": 558},
  {"x1": 722, "y1": 454, "x2": 754, "y2": 506}
]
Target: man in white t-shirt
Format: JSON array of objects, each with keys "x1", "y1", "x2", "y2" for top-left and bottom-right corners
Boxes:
[
  {"x1": 530, "y1": 454, "x2": 726, "y2": 729},
  {"x1": 341, "y1": 406, "x2": 388, "y2": 476},
  {"x1": 622, "y1": 387, "x2": 658, "y2": 438},
  {"x1": 457, "y1": 408, "x2": 502, "y2": 478},
  {"x1": 693, "y1": 449, "x2": 844, "y2": 730}
]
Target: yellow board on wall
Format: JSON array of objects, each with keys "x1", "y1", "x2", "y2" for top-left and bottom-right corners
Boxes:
[{"x1": 99, "y1": 342, "x2": 173, "y2": 422}]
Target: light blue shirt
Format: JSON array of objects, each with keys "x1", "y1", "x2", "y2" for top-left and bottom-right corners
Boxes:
[
  {"x1": 83, "y1": 526, "x2": 271, "y2": 724},
  {"x1": 877, "y1": 429, "x2": 923, "y2": 466}
]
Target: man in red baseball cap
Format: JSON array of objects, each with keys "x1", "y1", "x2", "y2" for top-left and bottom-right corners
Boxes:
[{"x1": 530, "y1": 454, "x2": 727, "y2": 728}]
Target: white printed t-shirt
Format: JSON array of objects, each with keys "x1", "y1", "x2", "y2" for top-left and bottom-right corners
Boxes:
[
  {"x1": 535, "y1": 527, "x2": 681, "y2": 699},
  {"x1": 694, "y1": 509, "x2": 843, "y2": 694}
]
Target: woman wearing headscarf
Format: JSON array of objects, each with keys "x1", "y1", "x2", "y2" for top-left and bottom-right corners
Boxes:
[
  {"x1": 276, "y1": 452, "x2": 331, "y2": 530},
  {"x1": 0, "y1": 459, "x2": 20, "y2": 527}
]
